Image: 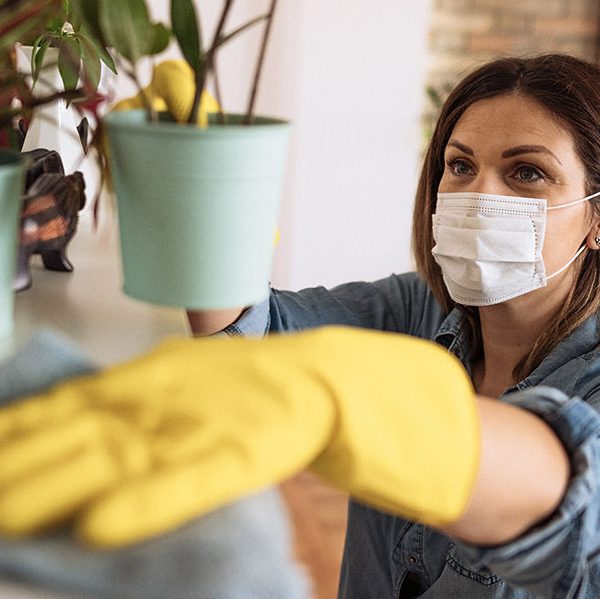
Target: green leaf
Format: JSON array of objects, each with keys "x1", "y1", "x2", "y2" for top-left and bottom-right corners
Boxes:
[
  {"x1": 79, "y1": 27, "x2": 116, "y2": 73},
  {"x1": 78, "y1": 33, "x2": 101, "y2": 90},
  {"x1": 57, "y1": 37, "x2": 81, "y2": 92},
  {"x1": 98, "y1": 0, "x2": 155, "y2": 64},
  {"x1": 70, "y1": 0, "x2": 104, "y2": 45},
  {"x1": 31, "y1": 36, "x2": 51, "y2": 87},
  {"x1": 69, "y1": 1, "x2": 83, "y2": 30},
  {"x1": 170, "y1": 0, "x2": 201, "y2": 72},
  {"x1": 147, "y1": 22, "x2": 171, "y2": 56},
  {"x1": 46, "y1": 15, "x2": 65, "y2": 34}
]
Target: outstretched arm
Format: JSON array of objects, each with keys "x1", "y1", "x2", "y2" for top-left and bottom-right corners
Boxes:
[
  {"x1": 0, "y1": 326, "x2": 569, "y2": 549},
  {"x1": 442, "y1": 396, "x2": 569, "y2": 546}
]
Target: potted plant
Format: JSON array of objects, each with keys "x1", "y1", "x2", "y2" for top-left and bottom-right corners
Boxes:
[
  {"x1": 0, "y1": 0, "x2": 99, "y2": 338},
  {"x1": 74, "y1": 0, "x2": 290, "y2": 310},
  {"x1": 12, "y1": 0, "x2": 116, "y2": 209}
]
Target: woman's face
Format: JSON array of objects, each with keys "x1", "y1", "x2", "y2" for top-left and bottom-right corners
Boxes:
[{"x1": 438, "y1": 93, "x2": 597, "y2": 282}]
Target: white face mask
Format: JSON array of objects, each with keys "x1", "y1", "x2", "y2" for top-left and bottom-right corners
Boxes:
[{"x1": 431, "y1": 190, "x2": 600, "y2": 306}]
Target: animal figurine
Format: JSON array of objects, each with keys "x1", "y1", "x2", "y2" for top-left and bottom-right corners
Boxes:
[{"x1": 13, "y1": 149, "x2": 86, "y2": 292}]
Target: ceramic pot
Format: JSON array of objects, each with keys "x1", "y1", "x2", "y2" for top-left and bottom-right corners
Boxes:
[
  {"x1": 0, "y1": 151, "x2": 26, "y2": 338},
  {"x1": 105, "y1": 110, "x2": 290, "y2": 309}
]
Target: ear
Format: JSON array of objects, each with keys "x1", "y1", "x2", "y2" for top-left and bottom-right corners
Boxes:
[{"x1": 585, "y1": 224, "x2": 600, "y2": 250}]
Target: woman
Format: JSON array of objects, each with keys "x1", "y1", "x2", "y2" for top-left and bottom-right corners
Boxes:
[
  {"x1": 187, "y1": 53, "x2": 600, "y2": 598},
  {"x1": 1, "y1": 54, "x2": 599, "y2": 598}
]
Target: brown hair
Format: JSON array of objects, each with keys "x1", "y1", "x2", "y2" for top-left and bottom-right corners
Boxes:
[{"x1": 412, "y1": 54, "x2": 600, "y2": 380}]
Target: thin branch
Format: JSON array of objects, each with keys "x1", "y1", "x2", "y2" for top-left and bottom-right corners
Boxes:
[
  {"x1": 189, "y1": 0, "x2": 234, "y2": 124},
  {"x1": 211, "y1": 57, "x2": 226, "y2": 124},
  {"x1": 116, "y1": 54, "x2": 157, "y2": 122},
  {"x1": 244, "y1": 0, "x2": 278, "y2": 125},
  {"x1": 0, "y1": 87, "x2": 83, "y2": 127}
]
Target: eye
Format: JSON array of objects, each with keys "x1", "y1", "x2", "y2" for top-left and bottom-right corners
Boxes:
[
  {"x1": 512, "y1": 165, "x2": 546, "y2": 183},
  {"x1": 446, "y1": 158, "x2": 474, "y2": 177}
]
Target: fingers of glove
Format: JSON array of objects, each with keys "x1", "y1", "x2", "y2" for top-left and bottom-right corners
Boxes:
[
  {"x1": 0, "y1": 388, "x2": 81, "y2": 441},
  {"x1": 0, "y1": 411, "x2": 151, "y2": 487},
  {"x1": 0, "y1": 411, "x2": 153, "y2": 537},
  {"x1": 0, "y1": 414, "x2": 103, "y2": 486},
  {"x1": 76, "y1": 436, "x2": 318, "y2": 548},
  {"x1": 150, "y1": 412, "x2": 218, "y2": 465},
  {"x1": 0, "y1": 441, "x2": 122, "y2": 537}
]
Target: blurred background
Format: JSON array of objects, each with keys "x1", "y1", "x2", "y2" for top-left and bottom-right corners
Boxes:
[{"x1": 125, "y1": 0, "x2": 600, "y2": 295}]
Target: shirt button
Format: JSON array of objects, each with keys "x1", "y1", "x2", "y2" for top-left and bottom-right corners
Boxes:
[{"x1": 408, "y1": 554, "x2": 418, "y2": 565}]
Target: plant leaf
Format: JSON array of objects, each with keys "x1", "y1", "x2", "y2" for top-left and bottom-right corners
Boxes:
[
  {"x1": 147, "y1": 22, "x2": 171, "y2": 55},
  {"x1": 70, "y1": 0, "x2": 104, "y2": 45},
  {"x1": 79, "y1": 27, "x2": 116, "y2": 73},
  {"x1": 170, "y1": 0, "x2": 202, "y2": 72},
  {"x1": 57, "y1": 36, "x2": 81, "y2": 92},
  {"x1": 31, "y1": 35, "x2": 51, "y2": 86},
  {"x1": 78, "y1": 33, "x2": 101, "y2": 90},
  {"x1": 98, "y1": 0, "x2": 154, "y2": 64}
]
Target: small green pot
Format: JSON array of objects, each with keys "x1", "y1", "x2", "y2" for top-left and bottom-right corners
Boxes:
[
  {"x1": 105, "y1": 110, "x2": 290, "y2": 309},
  {"x1": 0, "y1": 150, "x2": 25, "y2": 339}
]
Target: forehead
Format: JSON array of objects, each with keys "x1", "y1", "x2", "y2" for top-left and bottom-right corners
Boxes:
[{"x1": 448, "y1": 94, "x2": 577, "y2": 156}]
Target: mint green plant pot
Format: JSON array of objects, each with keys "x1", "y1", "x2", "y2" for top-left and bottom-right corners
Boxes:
[
  {"x1": 0, "y1": 150, "x2": 25, "y2": 339},
  {"x1": 105, "y1": 111, "x2": 290, "y2": 309}
]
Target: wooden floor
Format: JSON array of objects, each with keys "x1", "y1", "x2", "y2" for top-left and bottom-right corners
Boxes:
[{"x1": 280, "y1": 471, "x2": 349, "y2": 599}]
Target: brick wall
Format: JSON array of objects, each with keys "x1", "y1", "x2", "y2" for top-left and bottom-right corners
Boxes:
[{"x1": 423, "y1": 0, "x2": 600, "y2": 136}]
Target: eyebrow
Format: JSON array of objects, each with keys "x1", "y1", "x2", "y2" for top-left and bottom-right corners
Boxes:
[
  {"x1": 501, "y1": 145, "x2": 563, "y2": 165},
  {"x1": 446, "y1": 139, "x2": 563, "y2": 165},
  {"x1": 447, "y1": 139, "x2": 473, "y2": 155}
]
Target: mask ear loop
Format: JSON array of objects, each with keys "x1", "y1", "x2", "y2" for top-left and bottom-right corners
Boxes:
[
  {"x1": 547, "y1": 189, "x2": 600, "y2": 210},
  {"x1": 546, "y1": 245, "x2": 587, "y2": 280},
  {"x1": 546, "y1": 190, "x2": 600, "y2": 274}
]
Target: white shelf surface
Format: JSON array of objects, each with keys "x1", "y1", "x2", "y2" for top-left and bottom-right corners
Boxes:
[{"x1": 12, "y1": 210, "x2": 189, "y2": 365}]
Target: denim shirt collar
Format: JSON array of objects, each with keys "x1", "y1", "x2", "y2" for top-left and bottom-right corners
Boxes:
[
  {"x1": 433, "y1": 307, "x2": 473, "y2": 367},
  {"x1": 433, "y1": 307, "x2": 600, "y2": 394}
]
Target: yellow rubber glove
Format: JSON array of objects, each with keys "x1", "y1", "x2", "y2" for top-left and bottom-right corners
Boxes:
[
  {"x1": 0, "y1": 327, "x2": 479, "y2": 548},
  {"x1": 112, "y1": 60, "x2": 220, "y2": 126}
]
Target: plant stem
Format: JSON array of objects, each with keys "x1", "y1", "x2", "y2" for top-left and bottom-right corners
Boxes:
[
  {"x1": 118, "y1": 56, "x2": 157, "y2": 123},
  {"x1": 0, "y1": 87, "x2": 83, "y2": 128},
  {"x1": 189, "y1": 0, "x2": 234, "y2": 125},
  {"x1": 211, "y1": 60, "x2": 226, "y2": 124},
  {"x1": 244, "y1": 0, "x2": 278, "y2": 125}
]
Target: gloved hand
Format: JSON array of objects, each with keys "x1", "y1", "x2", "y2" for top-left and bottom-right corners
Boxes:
[
  {"x1": 0, "y1": 326, "x2": 479, "y2": 548},
  {"x1": 112, "y1": 60, "x2": 220, "y2": 126}
]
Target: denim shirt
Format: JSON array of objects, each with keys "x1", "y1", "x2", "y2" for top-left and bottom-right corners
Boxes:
[{"x1": 225, "y1": 271, "x2": 600, "y2": 599}]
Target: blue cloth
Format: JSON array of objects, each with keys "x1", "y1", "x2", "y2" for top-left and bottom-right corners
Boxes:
[
  {"x1": 0, "y1": 330, "x2": 309, "y2": 599},
  {"x1": 226, "y1": 272, "x2": 600, "y2": 598}
]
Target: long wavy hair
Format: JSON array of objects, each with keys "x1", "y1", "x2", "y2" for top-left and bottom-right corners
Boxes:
[{"x1": 412, "y1": 54, "x2": 600, "y2": 380}]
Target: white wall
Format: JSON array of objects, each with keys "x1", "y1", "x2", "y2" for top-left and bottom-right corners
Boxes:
[{"x1": 129, "y1": 1, "x2": 431, "y2": 290}]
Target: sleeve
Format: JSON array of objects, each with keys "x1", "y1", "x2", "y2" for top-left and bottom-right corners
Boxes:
[
  {"x1": 223, "y1": 272, "x2": 438, "y2": 337},
  {"x1": 455, "y1": 386, "x2": 600, "y2": 599}
]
